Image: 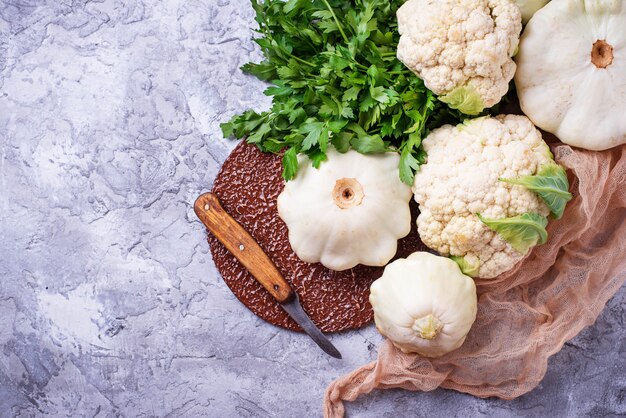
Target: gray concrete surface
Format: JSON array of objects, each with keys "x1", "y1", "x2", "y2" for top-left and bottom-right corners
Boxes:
[{"x1": 0, "y1": 0, "x2": 624, "y2": 416}]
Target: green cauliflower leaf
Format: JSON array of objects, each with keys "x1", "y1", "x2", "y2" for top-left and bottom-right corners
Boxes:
[
  {"x1": 500, "y1": 163, "x2": 572, "y2": 219},
  {"x1": 450, "y1": 255, "x2": 480, "y2": 277},
  {"x1": 439, "y1": 84, "x2": 485, "y2": 116},
  {"x1": 477, "y1": 213, "x2": 548, "y2": 253}
]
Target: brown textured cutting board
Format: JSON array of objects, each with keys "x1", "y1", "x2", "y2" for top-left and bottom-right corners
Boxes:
[{"x1": 207, "y1": 141, "x2": 428, "y2": 332}]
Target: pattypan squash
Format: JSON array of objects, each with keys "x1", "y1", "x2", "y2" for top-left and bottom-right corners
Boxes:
[
  {"x1": 370, "y1": 252, "x2": 478, "y2": 357},
  {"x1": 515, "y1": 0, "x2": 626, "y2": 150},
  {"x1": 277, "y1": 149, "x2": 412, "y2": 271}
]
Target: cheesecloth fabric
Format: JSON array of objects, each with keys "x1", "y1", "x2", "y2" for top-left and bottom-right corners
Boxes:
[{"x1": 324, "y1": 144, "x2": 626, "y2": 417}]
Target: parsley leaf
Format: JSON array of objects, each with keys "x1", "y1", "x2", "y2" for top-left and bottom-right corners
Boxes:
[
  {"x1": 350, "y1": 135, "x2": 387, "y2": 153},
  {"x1": 282, "y1": 147, "x2": 299, "y2": 181}
]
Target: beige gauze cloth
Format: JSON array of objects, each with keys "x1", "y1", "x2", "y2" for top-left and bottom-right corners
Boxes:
[{"x1": 324, "y1": 144, "x2": 626, "y2": 417}]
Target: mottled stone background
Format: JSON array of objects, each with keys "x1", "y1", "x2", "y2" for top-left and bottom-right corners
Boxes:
[{"x1": 0, "y1": 0, "x2": 624, "y2": 416}]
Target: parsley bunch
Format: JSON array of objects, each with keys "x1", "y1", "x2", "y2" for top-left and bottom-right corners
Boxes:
[{"x1": 220, "y1": 0, "x2": 466, "y2": 184}]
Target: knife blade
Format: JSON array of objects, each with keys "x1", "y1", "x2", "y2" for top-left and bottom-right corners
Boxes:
[
  {"x1": 280, "y1": 293, "x2": 342, "y2": 359},
  {"x1": 194, "y1": 192, "x2": 342, "y2": 359}
]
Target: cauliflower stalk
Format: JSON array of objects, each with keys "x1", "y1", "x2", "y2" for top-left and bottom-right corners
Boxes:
[
  {"x1": 413, "y1": 115, "x2": 571, "y2": 279},
  {"x1": 396, "y1": 0, "x2": 522, "y2": 115}
]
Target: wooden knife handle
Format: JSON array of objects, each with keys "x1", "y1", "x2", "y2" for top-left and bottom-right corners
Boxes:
[{"x1": 194, "y1": 192, "x2": 294, "y2": 303}]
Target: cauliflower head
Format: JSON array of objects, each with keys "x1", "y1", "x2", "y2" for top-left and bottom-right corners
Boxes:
[
  {"x1": 413, "y1": 115, "x2": 553, "y2": 279},
  {"x1": 396, "y1": 0, "x2": 522, "y2": 114}
]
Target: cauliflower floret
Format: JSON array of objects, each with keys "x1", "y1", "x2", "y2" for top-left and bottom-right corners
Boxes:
[
  {"x1": 413, "y1": 115, "x2": 552, "y2": 279},
  {"x1": 396, "y1": 0, "x2": 522, "y2": 114}
]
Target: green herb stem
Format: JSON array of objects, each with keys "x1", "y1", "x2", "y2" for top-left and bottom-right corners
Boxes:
[
  {"x1": 289, "y1": 54, "x2": 317, "y2": 68},
  {"x1": 321, "y1": 0, "x2": 349, "y2": 43}
]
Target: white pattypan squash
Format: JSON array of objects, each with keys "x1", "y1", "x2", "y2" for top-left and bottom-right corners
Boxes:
[
  {"x1": 277, "y1": 149, "x2": 412, "y2": 271},
  {"x1": 370, "y1": 252, "x2": 477, "y2": 357},
  {"x1": 515, "y1": 0, "x2": 626, "y2": 150}
]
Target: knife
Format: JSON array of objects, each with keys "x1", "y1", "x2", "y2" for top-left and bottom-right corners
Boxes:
[{"x1": 194, "y1": 192, "x2": 342, "y2": 359}]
